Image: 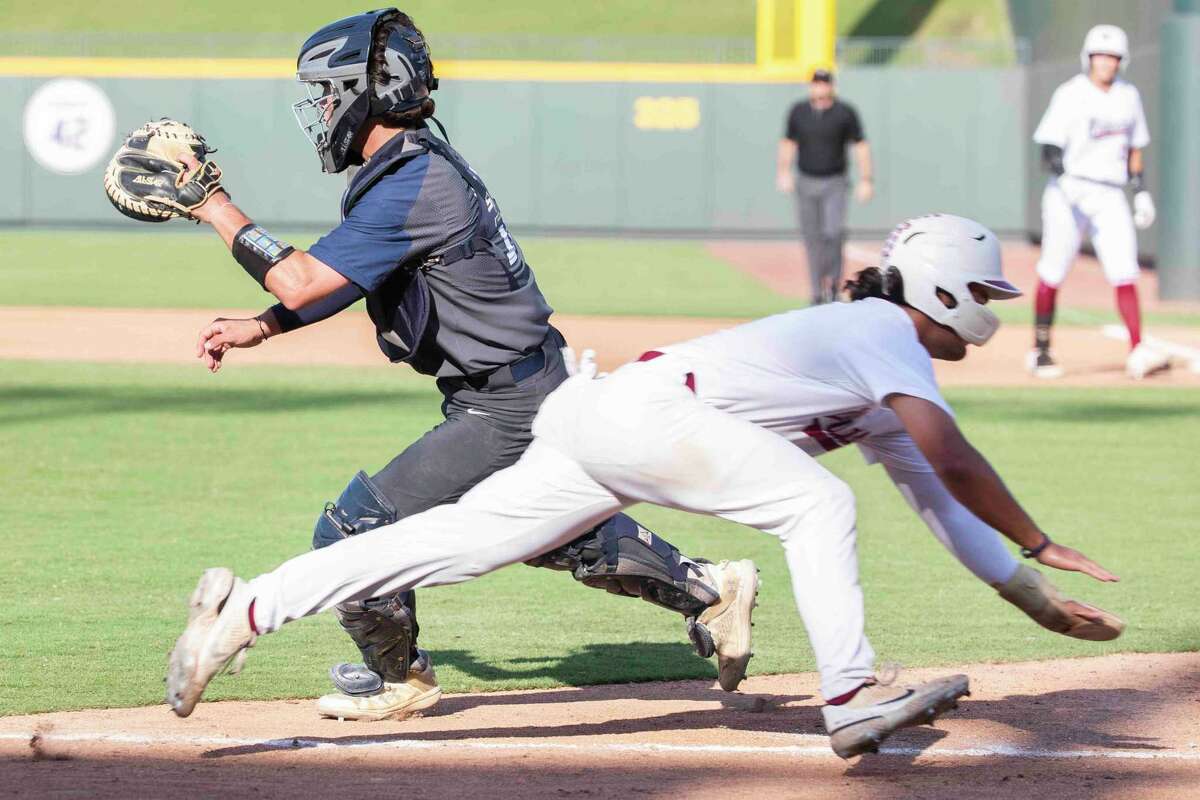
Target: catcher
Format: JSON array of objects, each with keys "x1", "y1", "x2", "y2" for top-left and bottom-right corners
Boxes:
[{"x1": 104, "y1": 9, "x2": 759, "y2": 722}]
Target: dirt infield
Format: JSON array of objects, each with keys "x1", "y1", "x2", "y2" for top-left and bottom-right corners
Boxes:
[
  {"x1": 2, "y1": 653, "x2": 1198, "y2": 799},
  {"x1": 3, "y1": 305, "x2": 1200, "y2": 386},
  {"x1": 707, "y1": 238, "x2": 1200, "y2": 316}
]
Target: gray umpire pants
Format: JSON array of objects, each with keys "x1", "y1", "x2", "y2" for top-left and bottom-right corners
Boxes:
[{"x1": 794, "y1": 172, "x2": 849, "y2": 305}]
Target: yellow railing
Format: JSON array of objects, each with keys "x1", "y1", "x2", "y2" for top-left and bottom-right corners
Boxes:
[{"x1": 756, "y1": 0, "x2": 835, "y2": 78}]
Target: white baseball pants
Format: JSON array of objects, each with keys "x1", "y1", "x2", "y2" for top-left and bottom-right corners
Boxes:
[
  {"x1": 248, "y1": 357, "x2": 877, "y2": 700},
  {"x1": 1037, "y1": 176, "x2": 1138, "y2": 288}
]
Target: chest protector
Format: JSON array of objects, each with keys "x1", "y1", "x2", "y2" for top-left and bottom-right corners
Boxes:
[{"x1": 342, "y1": 129, "x2": 524, "y2": 375}]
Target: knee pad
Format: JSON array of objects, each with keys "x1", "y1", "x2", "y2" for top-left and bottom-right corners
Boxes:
[
  {"x1": 312, "y1": 470, "x2": 398, "y2": 550},
  {"x1": 333, "y1": 592, "x2": 418, "y2": 686},
  {"x1": 528, "y1": 514, "x2": 718, "y2": 618}
]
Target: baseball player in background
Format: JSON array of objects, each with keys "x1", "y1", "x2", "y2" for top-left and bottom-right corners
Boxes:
[
  {"x1": 108, "y1": 9, "x2": 757, "y2": 722},
  {"x1": 1029, "y1": 24, "x2": 1168, "y2": 380},
  {"x1": 166, "y1": 214, "x2": 1122, "y2": 759}
]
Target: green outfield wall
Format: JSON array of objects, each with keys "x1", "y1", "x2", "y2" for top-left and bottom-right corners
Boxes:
[{"x1": 3, "y1": 66, "x2": 1027, "y2": 235}]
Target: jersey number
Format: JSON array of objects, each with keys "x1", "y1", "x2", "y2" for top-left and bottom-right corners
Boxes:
[{"x1": 802, "y1": 414, "x2": 869, "y2": 452}]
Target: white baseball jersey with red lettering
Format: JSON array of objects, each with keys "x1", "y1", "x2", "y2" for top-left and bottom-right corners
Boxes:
[
  {"x1": 661, "y1": 298, "x2": 946, "y2": 471},
  {"x1": 654, "y1": 299, "x2": 1015, "y2": 586},
  {"x1": 1034, "y1": 74, "x2": 1149, "y2": 185}
]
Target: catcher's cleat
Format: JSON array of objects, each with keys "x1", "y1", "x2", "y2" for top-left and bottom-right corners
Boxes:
[
  {"x1": 1126, "y1": 342, "x2": 1170, "y2": 380},
  {"x1": 317, "y1": 650, "x2": 442, "y2": 721},
  {"x1": 695, "y1": 559, "x2": 759, "y2": 692},
  {"x1": 166, "y1": 568, "x2": 256, "y2": 717},
  {"x1": 822, "y1": 674, "x2": 969, "y2": 759},
  {"x1": 1025, "y1": 348, "x2": 1064, "y2": 379}
]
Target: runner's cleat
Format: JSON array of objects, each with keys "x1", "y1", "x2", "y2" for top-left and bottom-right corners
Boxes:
[
  {"x1": 166, "y1": 568, "x2": 256, "y2": 717},
  {"x1": 822, "y1": 674, "x2": 970, "y2": 759},
  {"x1": 1025, "y1": 348, "x2": 1064, "y2": 379},
  {"x1": 1126, "y1": 342, "x2": 1170, "y2": 380}
]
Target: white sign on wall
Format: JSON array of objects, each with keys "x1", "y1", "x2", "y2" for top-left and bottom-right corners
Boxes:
[{"x1": 23, "y1": 79, "x2": 116, "y2": 175}]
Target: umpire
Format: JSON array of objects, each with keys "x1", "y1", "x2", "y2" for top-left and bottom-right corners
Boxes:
[
  {"x1": 775, "y1": 69, "x2": 873, "y2": 305},
  {"x1": 178, "y1": 9, "x2": 753, "y2": 722}
]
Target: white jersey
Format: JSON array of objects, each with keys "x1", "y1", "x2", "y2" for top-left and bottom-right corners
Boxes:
[
  {"x1": 1033, "y1": 74, "x2": 1149, "y2": 186},
  {"x1": 661, "y1": 298, "x2": 946, "y2": 473}
]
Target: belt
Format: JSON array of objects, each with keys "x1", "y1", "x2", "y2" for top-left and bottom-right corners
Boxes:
[
  {"x1": 509, "y1": 348, "x2": 547, "y2": 383},
  {"x1": 637, "y1": 350, "x2": 695, "y2": 393},
  {"x1": 445, "y1": 346, "x2": 548, "y2": 393}
]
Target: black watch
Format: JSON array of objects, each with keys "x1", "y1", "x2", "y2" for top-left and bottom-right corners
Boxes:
[{"x1": 1020, "y1": 535, "x2": 1052, "y2": 559}]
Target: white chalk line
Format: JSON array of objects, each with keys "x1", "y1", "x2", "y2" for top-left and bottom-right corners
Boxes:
[{"x1": 3, "y1": 731, "x2": 1198, "y2": 762}]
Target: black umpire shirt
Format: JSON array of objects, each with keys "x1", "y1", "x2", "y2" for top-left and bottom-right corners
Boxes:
[{"x1": 784, "y1": 99, "x2": 865, "y2": 177}]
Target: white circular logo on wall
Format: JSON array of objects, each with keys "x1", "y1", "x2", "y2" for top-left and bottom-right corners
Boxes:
[{"x1": 23, "y1": 79, "x2": 116, "y2": 175}]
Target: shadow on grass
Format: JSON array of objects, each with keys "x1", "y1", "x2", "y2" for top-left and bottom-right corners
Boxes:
[
  {"x1": 0, "y1": 384, "x2": 431, "y2": 428},
  {"x1": 848, "y1": 0, "x2": 938, "y2": 37},
  {"x1": 435, "y1": 642, "x2": 716, "y2": 687}
]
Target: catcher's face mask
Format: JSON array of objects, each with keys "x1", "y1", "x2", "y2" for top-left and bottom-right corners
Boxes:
[
  {"x1": 292, "y1": 80, "x2": 337, "y2": 152},
  {"x1": 293, "y1": 8, "x2": 437, "y2": 174}
]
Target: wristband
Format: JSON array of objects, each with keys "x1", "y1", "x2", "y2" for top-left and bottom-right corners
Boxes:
[
  {"x1": 1020, "y1": 534, "x2": 1052, "y2": 559},
  {"x1": 1130, "y1": 172, "x2": 1146, "y2": 193},
  {"x1": 1042, "y1": 144, "x2": 1065, "y2": 177},
  {"x1": 270, "y1": 303, "x2": 305, "y2": 333},
  {"x1": 232, "y1": 223, "x2": 295, "y2": 289}
]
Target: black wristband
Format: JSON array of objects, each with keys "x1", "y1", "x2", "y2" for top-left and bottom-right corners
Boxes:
[
  {"x1": 270, "y1": 303, "x2": 305, "y2": 333},
  {"x1": 1042, "y1": 144, "x2": 1065, "y2": 177},
  {"x1": 1020, "y1": 534, "x2": 1053, "y2": 559},
  {"x1": 1130, "y1": 172, "x2": 1146, "y2": 193},
  {"x1": 232, "y1": 223, "x2": 295, "y2": 289}
]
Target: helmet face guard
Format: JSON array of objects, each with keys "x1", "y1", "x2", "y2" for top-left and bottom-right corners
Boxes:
[
  {"x1": 293, "y1": 8, "x2": 437, "y2": 174},
  {"x1": 881, "y1": 214, "x2": 1021, "y2": 346}
]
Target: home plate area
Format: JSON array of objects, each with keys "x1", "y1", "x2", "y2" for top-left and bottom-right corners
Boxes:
[{"x1": 2, "y1": 653, "x2": 1198, "y2": 799}]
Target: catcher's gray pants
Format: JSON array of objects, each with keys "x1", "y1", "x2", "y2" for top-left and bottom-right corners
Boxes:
[
  {"x1": 795, "y1": 172, "x2": 849, "y2": 305},
  {"x1": 369, "y1": 352, "x2": 569, "y2": 520},
  {"x1": 249, "y1": 358, "x2": 877, "y2": 701}
]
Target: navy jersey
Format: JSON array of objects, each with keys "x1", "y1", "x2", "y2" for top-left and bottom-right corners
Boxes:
[{"x1": 309, "y1": 129, "x2": 553, "y2": 378}]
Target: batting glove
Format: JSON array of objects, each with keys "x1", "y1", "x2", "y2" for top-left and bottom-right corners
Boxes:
[{"x1": 1133, "y1": 191, "x2": 1156, "y2": 229}]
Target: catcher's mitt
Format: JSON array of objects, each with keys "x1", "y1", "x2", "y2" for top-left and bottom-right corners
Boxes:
[{"x1": 103, "y1": 119, "x2": 224, "y2": 223}]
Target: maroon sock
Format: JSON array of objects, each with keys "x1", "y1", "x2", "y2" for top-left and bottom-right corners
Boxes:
[
  {"x1": 1034, "y1": 280, "x2": 1058, "y2": 351},
  {"x1": 248, "y1": 599, "x2": 260, "y2": 635},
  {"x1": 827, "y1": 682, "x2": 869, "y2": 706},
  {"x1": 1116, "y1": 284, "x2": 1141, "y2": 349}
]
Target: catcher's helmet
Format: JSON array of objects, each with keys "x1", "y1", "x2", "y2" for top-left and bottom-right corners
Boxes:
[
  {"x1": 879, "y1": 214, "x2": 1021, "y2": 346},
  {"x1": 293, "y1": 8, "x2": 437, "y2": 173},
  {"x1": 1080, "y1": 24, "x2": 1129, "y2": 73}
]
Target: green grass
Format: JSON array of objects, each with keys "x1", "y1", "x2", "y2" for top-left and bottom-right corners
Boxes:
[
  {"x1": 0, "y1": 2, "x2": 753, "y2": 38},
  {"x1": 3, "y1": 229, "x2": 1198, "y2": 326},
  {"x1": 0, "y1": 229, "x2": 798, "y2": 319},
  {"x1": 0, "y1": 1, "x2": 1013, "y2": 62},
  {"x1": 2, "y1": 360, "x2": 1197, "y2": 716}
]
